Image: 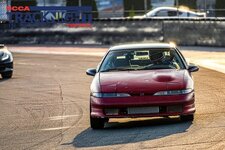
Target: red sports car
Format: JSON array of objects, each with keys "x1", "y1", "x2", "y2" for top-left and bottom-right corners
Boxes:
[{"x1": 86, "y1": 43, "x2": 199, "y2": 129}]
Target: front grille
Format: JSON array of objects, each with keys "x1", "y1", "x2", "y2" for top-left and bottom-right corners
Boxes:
[
  {"x1": 105, "y1": 108, "x2": 119, "y2": 115},
  {"x1": 128, "y1": 107, "x2": 159, "y2": 114},
  {"x1": 129, "y1": 93, "x2": 154, "y2": 96},
  {"x1": 104, "y1": 105, "x2": 183, "y2": 116}
]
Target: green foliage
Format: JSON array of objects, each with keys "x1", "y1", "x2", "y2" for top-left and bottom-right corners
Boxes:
[
  {"x1": 124, "y1": 0, "x2": 152, "y2": 17},
  {"x1": 66, "y1": 0, "x2": 79, "y2": 6},
  {"x1": 66, "y1": 0, "x2": 98, "y2": 18},
  {"x1": 129, "y1": 6, "x2": 135, "y2": 17},
  {"x1": 175, "y1": 0, "x2": 196, "y2": 9},
  {"x1": 215, "y1": 0, "x2": 225, "y2": 17}
]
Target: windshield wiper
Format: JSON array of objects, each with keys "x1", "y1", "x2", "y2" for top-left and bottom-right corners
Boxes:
[
  {"x1": 101, "y1": 68, "x2": 136, "y2": 72},
  {"x1": 142, "y1": 64, "x2": 175, "y2": 70}
]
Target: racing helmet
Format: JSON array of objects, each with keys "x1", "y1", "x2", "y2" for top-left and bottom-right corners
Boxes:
[{"x1": 150, "y1": 51, "x2": 164, "y2": 62}]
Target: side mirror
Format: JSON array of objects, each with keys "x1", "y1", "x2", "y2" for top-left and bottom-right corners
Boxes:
[
  {"x1": 86, "y1": 68, "x2": 96, "y2": 76},
  {"x1": 188, "y1": 65, "x2": 199, "y2": 72}
]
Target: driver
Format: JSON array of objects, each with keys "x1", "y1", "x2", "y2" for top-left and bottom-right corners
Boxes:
[
  {"x1": 150, "y1": 51, "x2": 165, "y2": 64},
  {"x1": 150, "y1": 51, "x2": 179, "y2": 69}
]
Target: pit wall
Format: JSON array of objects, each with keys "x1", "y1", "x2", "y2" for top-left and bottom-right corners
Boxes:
[{"x1": 1, "y1": 19, "x2": 225, "y2": 46}]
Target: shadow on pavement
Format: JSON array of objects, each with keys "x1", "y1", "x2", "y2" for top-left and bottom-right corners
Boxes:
[
  {"x1": 66, "y1": 117, "x2": 192, "y2": 148},
  {"x1": 0, "y1": 78, "x2": 9, "y2": 82}
]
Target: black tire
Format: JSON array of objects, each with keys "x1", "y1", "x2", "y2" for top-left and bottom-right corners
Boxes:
[
  {"x1": 90, "y1": 117, "x2": 105, "y2": 129},
  {"x1": 180, "y1": 114, "x2": 194, "y2": 122},
  {"x1": 1, "y1": 71, "x2": 13, "y2": 79}
]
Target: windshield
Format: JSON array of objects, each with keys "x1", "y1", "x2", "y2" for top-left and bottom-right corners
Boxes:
[
  {"x1": 99, "y1": 48, "x2": 185, "y2": 72},
  {"x1": 145, "y1": 9, "x2": 158, "y2": 17}
]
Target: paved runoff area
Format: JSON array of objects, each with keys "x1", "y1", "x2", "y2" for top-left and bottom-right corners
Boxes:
[
  {"x1": 0, "y1": 46, "x2": 225, "y2": 149},
  {"x1": 8, "y1": 45, "x2": 225, "y2": 74}
]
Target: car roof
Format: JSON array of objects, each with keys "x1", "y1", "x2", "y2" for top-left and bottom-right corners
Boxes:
[
  {"x1": 109, "y1": 43, "x2": 176, "y2": 51},
  {"x1": 154, "y1": 7, "x2": 178, "y2": 11},
  {"x1": 148, "y1": 6, "x2": 198, "y2": 14},
  {"x1": 152, "y1": 7, "x2": 189, "y2": 12}
]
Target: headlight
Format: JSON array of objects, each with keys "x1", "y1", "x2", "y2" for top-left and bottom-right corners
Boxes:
[
  {"x1": 91, "y1": 92, "x2": 131, "y2": 98},
  {"x1": 1, "y1": 52, "x2": 9, "y2": 61},
  {"x1": 154, "y1": 89, "x2": 193, "y2": 96}
]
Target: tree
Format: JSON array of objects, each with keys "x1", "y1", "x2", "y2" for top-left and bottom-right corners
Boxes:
[
  {"x1": 66, "y1": 0, "x2": 79, "y2": 6},
  {"x1": 175, "y1": 0, "x2": 197, "y2": 9},
  {"x1": 66, "y1": 0, "x2": 98, "y2": 18},
  {"x1": 215, "y1": 0, "x2": 225, "y2": 17},
  {"x1": 124, "y1": 0, "x2": 151, "y2": 17}
]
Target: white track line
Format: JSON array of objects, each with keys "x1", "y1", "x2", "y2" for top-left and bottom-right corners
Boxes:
[
  {"x1": 192, "y1": 59, "x2": 225, "y2": 74},
  {"x1": 40, "y1": 126, "x2": 71, "y2": 131}
]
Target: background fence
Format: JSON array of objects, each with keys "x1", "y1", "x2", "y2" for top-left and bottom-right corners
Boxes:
[
  {"x1": 2, "y1": 0, "x2": 225, "y2": 47},
  {"x1": 2, "y1": 0, "x2": 225, "y2": 19}
]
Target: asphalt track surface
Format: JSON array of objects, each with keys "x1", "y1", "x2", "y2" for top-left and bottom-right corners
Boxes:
[{"x1": 0, "y1": 53, "x2": 225, "y2": 150}]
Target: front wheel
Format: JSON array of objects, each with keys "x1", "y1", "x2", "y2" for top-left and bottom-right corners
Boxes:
[
  {"x1": 180, "y1": 114, "x2": 194, "y2": 122},
  {"x1": 1, "y1": 71, "x2": 13, "y2": 79},
  {"x1": 90, "y1": 117, "x2": 106, "y2": 129}
]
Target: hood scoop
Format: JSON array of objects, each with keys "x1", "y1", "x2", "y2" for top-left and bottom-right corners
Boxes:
[
  {"x1": 152, "y1": 72, "x2": 176, "y2": 82},
  {"x1": 152, "y1": 73, "x2": 176, "y2": 82}
]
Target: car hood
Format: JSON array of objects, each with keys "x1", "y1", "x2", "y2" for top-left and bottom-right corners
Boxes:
[
  {"x1": 0, "y1": 46, "x2": 8, "y2": 57},
  {"x1": 0, "y1": 49, "x2": 9, "y2": 57},
  {"x1": 99, "y1": 69, "x2": 186, "y2": 95}
]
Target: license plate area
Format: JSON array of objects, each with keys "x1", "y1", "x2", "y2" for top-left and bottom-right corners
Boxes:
[{"x1": 128, "y1": 106, "x2": 159, "y2": 114}]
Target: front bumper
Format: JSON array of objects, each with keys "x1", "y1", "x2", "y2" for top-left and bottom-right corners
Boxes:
[
  {"x1": 90, "y1": 92, "x2": 195, "y2": 118},
  {"x1": 0, "y1": 61, "x2": 13, "y2": 73}
]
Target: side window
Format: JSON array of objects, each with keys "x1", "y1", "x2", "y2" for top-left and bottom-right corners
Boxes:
[
  {"x1": 188, "y1": 12, "x2": 198, "y2": 17},
  {"x1": 155, "y1": 10, "x2": 168, "y2": 17},
  {"x1": 168, "y1": 11, "x2": 177, "y2": 16},
  {"x1": 179, "y1": 11, "x2": 187, "y2": 17}
]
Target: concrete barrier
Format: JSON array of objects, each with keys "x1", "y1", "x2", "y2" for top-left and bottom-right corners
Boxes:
[
  {"x1": 1, "y1": 19, "x2": 225, "y2": 46},
  {"x1": 163, "y1": 20, "x2": 225, "y2": 46}
]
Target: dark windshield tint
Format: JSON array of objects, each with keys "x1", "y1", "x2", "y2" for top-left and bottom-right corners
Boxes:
[{"x1": 99, "y1": 48, "x2": 185, "y2": 72}]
